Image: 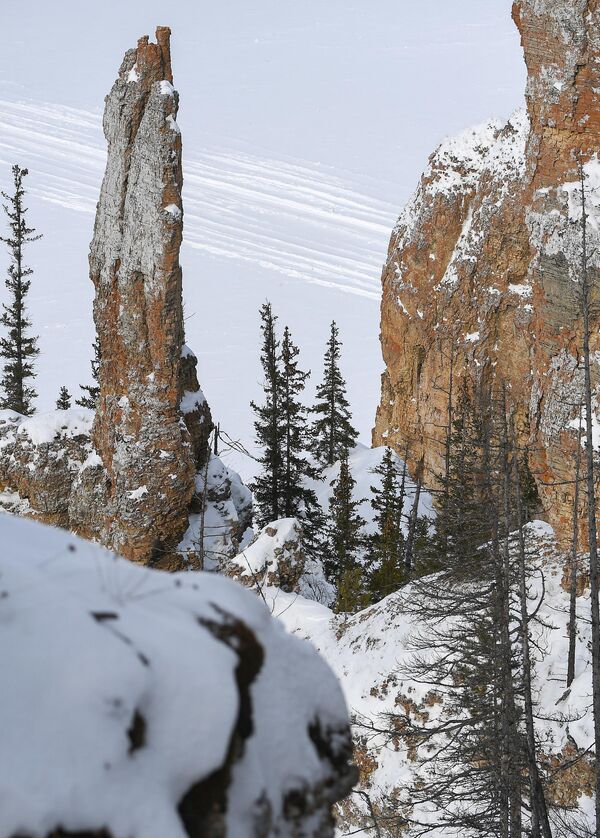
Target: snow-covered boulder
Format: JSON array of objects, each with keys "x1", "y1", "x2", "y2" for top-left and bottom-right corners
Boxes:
[
  {"x1": 0, "y1": 514, "x2": 356, "y2": 837},
  {"x1": 0, "y1": 408, "x2": 95, "y2": 527},
  {"x1": 178, "y1": 454, "x2": 253, "y2": 569},
  {"x1": 227, "y1": 518, "x2": 305, "y2": 592}
]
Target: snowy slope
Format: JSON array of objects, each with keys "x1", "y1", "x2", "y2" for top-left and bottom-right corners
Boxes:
[
  {"x1": 311, "y1": 444, "x2": 435, "y2": 539},
  {"x1": 267, "y1": 522, "x2": 595, "y2": 835}
]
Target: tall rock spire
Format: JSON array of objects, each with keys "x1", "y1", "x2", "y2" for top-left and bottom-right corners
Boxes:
[{"x1": 85, "y1": 27, "x2": 212, "y2": 562}]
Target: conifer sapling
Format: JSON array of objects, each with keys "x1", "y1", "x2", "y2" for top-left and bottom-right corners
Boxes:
[
  {"x1": 310, "y1": 321, "x2": 358, "y2": 466},
  {"x1": 56, "y1": 386, "x2": 72, "y2": 411},
  {"x1": 76, "y1": 337, "x2": 101, "y2": 409},
  {"x1": 0, "y1": 165, "x2": 41, "y2": 416}
]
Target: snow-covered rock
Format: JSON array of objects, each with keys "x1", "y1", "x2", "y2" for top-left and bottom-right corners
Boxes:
[
  {"x1": 227, "y1": 518, "x2": 305, "y2": 592},
  {"x1": 178, "y1": 453, "x2": 253, "y2": 568},
  {"x1": 0, "y1": 513, "x2": 356, "y2": 837}
]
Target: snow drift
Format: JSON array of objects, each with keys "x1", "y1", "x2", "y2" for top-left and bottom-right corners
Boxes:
[{"x1": 0, "y1": 513, "x2": 356, "y2": 838}]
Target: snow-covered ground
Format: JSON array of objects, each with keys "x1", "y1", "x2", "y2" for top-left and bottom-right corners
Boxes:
[
  {"x1": 0, "y1": 512, "x2": 353, "y2": 837},
  {"x1": 0, "y1": 1, "x2": 524, "y2": 482},
  {"x1": 267, "y1": 521, "x2": 595, "y2": 835}
]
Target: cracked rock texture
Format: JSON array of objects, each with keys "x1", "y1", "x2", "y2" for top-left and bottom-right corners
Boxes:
[
  {"x1": 0, "y1": 29, "x2": 238, "y2": 565},
  {"x1": 373, "y1": 0, "x2": 600, "y2": 544}
]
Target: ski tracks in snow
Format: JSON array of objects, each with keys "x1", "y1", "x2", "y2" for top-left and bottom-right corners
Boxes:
[{"x1": 0, "y1": 98, "x2": 396, "y2": 299}]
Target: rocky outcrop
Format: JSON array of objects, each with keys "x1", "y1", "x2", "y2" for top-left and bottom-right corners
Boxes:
[
  {"x1": 0, "y1": 28, "x2": 245, "y2": 565},
  {"x1": 76, "y1": 26, "x2": 212, "y2": 562},
  {"x1": 226, "y1": 518, "x2": 307, "y2": 593},
  {"x1": 0, "y1": 513, "x2": 356, "y2": 837},
  {"x1": 373, "y1": 0, "x2": 600, "y2": 542}
]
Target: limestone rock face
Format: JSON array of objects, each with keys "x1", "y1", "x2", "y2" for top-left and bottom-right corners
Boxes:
[
  {"x1": 373, "y1": 0, "x2": 600, "y2": 542},
  {"x1": 80, "y1": 27, "x2": 211, "y2": 562}
]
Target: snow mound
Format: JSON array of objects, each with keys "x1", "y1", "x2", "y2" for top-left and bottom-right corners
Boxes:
[
  {"x1": 178, "y1": 454, "x2": 253, "y2": 567},
  {"x1": 0, "y1": 407, "x2": 94, "y2": 448},
  {"x1": 0, "y1": 514, "x2": 355, "y2": 837}
]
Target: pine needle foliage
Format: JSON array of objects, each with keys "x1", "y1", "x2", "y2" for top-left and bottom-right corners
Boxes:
[
  {"x1": 56, "y1": 386, "x2": 72, "y2": 410},
  {"x1": 251, "y1": 302, "x2": 285, "y2": 525},
  {"x1": 251, "y1": 304, "x2": 323, "y2": 550},
  {"x1": 0, "y1": 165, "x2": 41, "y2": 415},
  {"x1": 76, "y1": 337, "x2": 101, "y2": 409},
  {"x1": 368, "y1": 447, "x2": 406, "y2": 601},
  {"x1": 322, "y1": 453, "x2": 367, "y2": 612},
  {"x1": 310, "y1": 321, "x2": 358, "y2": 466}
]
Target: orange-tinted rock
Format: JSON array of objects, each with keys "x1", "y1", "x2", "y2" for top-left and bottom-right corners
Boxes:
[{"x1": 374, "y1": 0, "x2": 600, "y2": 545}]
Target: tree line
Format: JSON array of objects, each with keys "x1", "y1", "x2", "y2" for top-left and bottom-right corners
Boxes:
[{"x1": 250, "y1": 301, "x2": 433, "y2": 612}]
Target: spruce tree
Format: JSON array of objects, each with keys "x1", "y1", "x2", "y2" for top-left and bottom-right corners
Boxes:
[
  {"x1": 76, "y1": 337, "x2": 101, "y2": 409},
  {"x1": 322, "y1": 453, "x2": 368, "y2": 612},
  {"x1": 56, "y1": 386, "x2": 72, "y2": 410},
  {"x1": 280, "y1": 325, "x2": 323, "y2": 552},
  {"x1": 310, "y1": 321, "x2": 358, "y2": 466},
  {"x1": 426, "y1": 380, "x2": 491, "y2": 576},
  {"x1": 251, "y1": 302, "x2": 285, "y2": 526},
  {"x1": 0, "y1": 165, "x2": 40, "y2": 415},
  {"x1": 368, "y1": 447, "x2": 405, "y2": 601}
]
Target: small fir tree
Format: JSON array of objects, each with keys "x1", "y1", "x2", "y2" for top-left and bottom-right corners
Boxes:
[
  {"x1": 0, "y1": 165, "x2": 41, "y2": 415},
  {"x1": 250, "y1": 302, "x2": 285, "y2": 526},
  {"x1": 368, "y1": 448, "x2": 405, "y2": 601},
  {"x1": 56, "y1": 386, "x2": 71, "y2": 410},
  {"x1": 310, "y1": 321, "x2": 358, "y2": 466},
  {"x1": 280, "y1": 325, "x2": 323, "y2": 553},
  {"x1": 76, "y1": 337, "x2": 101, "y2": 409},
  {"x1": 323, "y1": 454, "x2": 368, "y2": 612},
  {"x1": 424, "y1": 381, "x2": 490, "y2": 576}
]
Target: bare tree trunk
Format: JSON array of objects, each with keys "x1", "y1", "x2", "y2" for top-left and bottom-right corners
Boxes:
[
  {"x1": 512, "y1": 437, "x2": 553, "y2": 838},
  {"x1": 498, "y1": 389, "x2": 521, "y2": 838},
  {"x1": 579, "y1": 164, "x2": 600, "y2": 838},
  {"x1": 404, "y1": 459, "x2": 423, "y2": 573},
  {"x1": 568, "y1": 404, "x2": 583, "y2": 689},
  {"x1": 197, "y1": 430, "x2": 214, "y2": 570},
  {"x1": 397, "y1": 446, "x2": 409, "y2": 565},
  {"x1": 480, "y1": 392, "x2": 510, "y2": 838}
]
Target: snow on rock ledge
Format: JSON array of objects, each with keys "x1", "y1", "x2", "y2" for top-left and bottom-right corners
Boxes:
[
  {"x1": 227, "y1": 518, "x2": 306, "y2": 592},
  {"x1": 0, "y1": 514, "x2": 356, "y2": 838}
]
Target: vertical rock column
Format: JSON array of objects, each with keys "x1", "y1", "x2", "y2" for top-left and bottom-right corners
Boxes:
[
  {"x1": 86, "y1": 28, "x2": 211, "y2": 563},
  {"x1": 514, "y1": 0, "x2": 600, "y2": 540}
]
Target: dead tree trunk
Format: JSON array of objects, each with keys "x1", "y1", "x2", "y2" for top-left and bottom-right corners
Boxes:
[{"x1": 579, "y1": 163, "x2": 600, "y2": 838}]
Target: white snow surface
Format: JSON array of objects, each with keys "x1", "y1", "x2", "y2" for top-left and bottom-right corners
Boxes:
[
  {"x1": 178, "y1": 453, "x2": 252, "y2": 567},
  {"x1": 0, "y1": 407, "x2": 94, "y2": 447},
  {"x1": 0, "y1": 512, "x2": 349, "y2": 838}
]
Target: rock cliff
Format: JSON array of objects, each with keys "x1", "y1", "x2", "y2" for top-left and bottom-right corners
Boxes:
[
  {"x1": 373, "y1": 0, "x2": 600, "y2": 542},
  {"x1": 0, "y1": 29, "x2": 248, "y2": 565}
]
